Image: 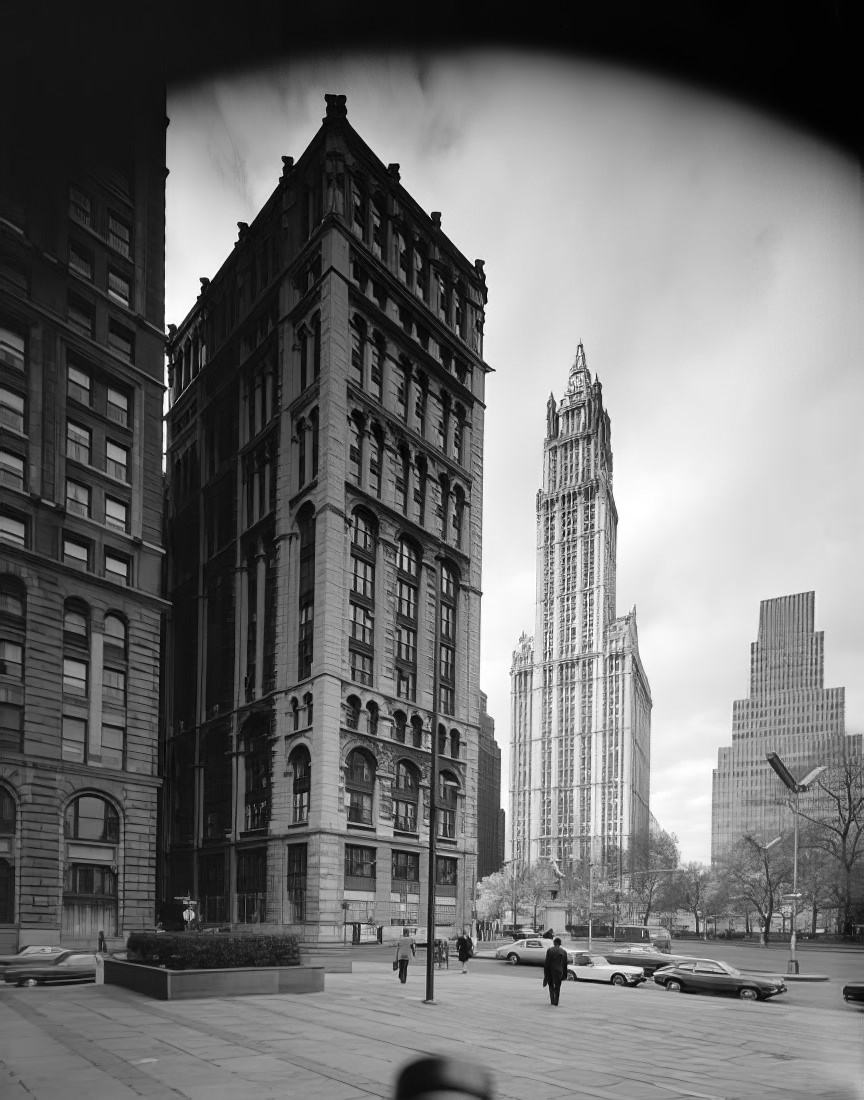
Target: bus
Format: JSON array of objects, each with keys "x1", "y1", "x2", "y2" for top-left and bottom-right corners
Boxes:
[{"x1": 613, "y1": 924, "x2": 672, "y2": 952}]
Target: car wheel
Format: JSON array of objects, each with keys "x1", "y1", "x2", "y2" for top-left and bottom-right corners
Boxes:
[
  {"x1": 739, "y1": 987, "x2": 760, "y2": 1001},
  {"x1": 611, "y1": 973, "x2": 629, "y2": 987},
  {"x1": 566, "y1": 971, "x2": 577, "y2": 982},
  {"x1": 665, "y1": 979, "x2": 683, "y2": 993},
  {"x1": 22, "y1": 978, "x2": 38, "y2": 987},
  {"x1": 506, "y1": 953, "x2": 519, "y2": 966}
]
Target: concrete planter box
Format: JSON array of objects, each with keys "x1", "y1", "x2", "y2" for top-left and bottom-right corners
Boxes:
[{"x1": 104, "y1": 956, "x2": 324, "y2": 1000}]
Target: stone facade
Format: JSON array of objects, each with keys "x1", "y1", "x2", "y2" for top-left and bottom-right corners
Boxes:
[
  {"x1": 0, "y1": 73, "x2": 167, "y2": 950},
  {"x1": 162, "y1": 95, "x2": 490, "y2": 944},
  {"x1": 509, "y1": 347, "x2": 651, "y2": 877}
]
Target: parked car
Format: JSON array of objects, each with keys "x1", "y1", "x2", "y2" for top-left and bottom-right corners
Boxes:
[
  {"x1": 653, "y1": 958, "x2": 787, "y2": 1001},
  {"x1": 600, "y1": 944, "x2": 697, "y2": 976},
  {"x1": 842, "y1": 982, "x2": 864, "y2": 1005},
  {"x1": 495, "y1": 938, "x2": 551, "y2": 965},
  {"x1": 566, "y1": 952, "x2": 646, "y2": 987},
  {"x1": 0, "y1": 946, "x2": 64, "y2": 967},
  {"x1": 2, "y1": 950, "x2": 98, "y2": 987}
]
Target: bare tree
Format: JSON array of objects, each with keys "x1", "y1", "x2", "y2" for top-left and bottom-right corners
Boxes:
[
  {"x1": 664, "y1": 862, "x2": 714, "y2": 937},
  {"x1": 628, "y1": 828, "x2": 680, "y2": 923},
  {"x1": 715, "y1": 835, "x2": 793, "y2": 944},
  {"x1": 795, "y1": 757, "x2": 864, "y2": 935}
]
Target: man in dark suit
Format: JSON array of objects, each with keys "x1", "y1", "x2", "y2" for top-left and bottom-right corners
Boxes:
[{"x1": 542, "y1": 936, "x2": 569, "y2": 1006}]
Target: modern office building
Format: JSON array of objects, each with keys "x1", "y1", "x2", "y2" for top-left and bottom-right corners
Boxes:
[
  {"x1": 162, "y1": 95, "x2": 490, "y2": 944},
  {"x1": 509, "y1": 346, "x2": 651, "y2": 878},
  {"x1": 0, "y1": 59, "x2": 166, "y2": 950},
  {"x1": 477, "y1": 692, "x2": 504, "y2": 881},
  {"x1": 711, "y1": 591, "x2": 848, "y2": 860}
]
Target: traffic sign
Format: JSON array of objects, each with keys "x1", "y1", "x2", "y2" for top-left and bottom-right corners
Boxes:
[{"x1": 183, "y1": 909, "x2": 195, "y2": 921}]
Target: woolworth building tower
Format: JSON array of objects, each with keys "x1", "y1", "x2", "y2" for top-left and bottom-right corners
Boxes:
[
  {"x1": 510, "y1": 347, "x2": 651, "y2": 879},
  {"x1": 163, "y1": 95, "x2": 490, "y2": 944}
]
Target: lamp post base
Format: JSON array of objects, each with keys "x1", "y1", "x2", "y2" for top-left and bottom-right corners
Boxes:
[{"x1": 787, "y1": 959, "x2": 799, "y2": 975}]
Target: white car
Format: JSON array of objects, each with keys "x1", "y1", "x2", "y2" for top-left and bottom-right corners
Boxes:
[
  {"x1": 495, "y1": 938, "x2": 551, "y2": 965},
  {"x1": 566, "y1": 951, "x2": 646, "y2": 987}
]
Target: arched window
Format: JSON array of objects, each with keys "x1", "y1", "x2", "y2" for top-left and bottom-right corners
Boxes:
[
  {"x1": 348, "y1": 413, "x2": 363, "y2": 485},
  {"x1": 370, "y1": 334, "x2": 384, "y2": 400},
  {"x1": 410, "y1": 714, "x2": 424, "y2": 749},
  {"x1": 103, "y1": 613, "x2": 127, "y2": 658},
  {"x1": 452, "y1": 485, "x2": 465, "y2": 549},
  {"x1": 0, "y1": 787, "x2": 14, "y2": 922},
  {"x1": 291, "y1": 697, "x2": 300, "y2": 731},
  {"x1": 437, "y1": 723, "x2": 447, "y2": 757},
  {"x1": 393, "y1": 710, "x2": 407, "y2": 743},
  {"x1": 289, "y1": 745, "x2": 311, "y2": 824},
  {"x1": 369, "y1": 425, "x2": 383, "y2": 498},
  {"x1": 65, "y1": 795, "x2": 119, "y2": 842},
  {"x1": 453, "y1": 404, "x2": 466, "y2": 465},
  {"x1": 297, "y1": 505, "x2": 315, "y2": 679},
  {"x1": 303, "y1": 691, "x2": 314, "y2": 725},
  {"x1": 415, "y1": 455, "x2": 427, "y2": 525},
  {"x1": 393, "y1": 760, "x2": 420, "y2": 833},
  {"x1": 450, "y1": 729, "x2": 461, "y2": 760},
  {"x1": 345, "y1": 694, "x2": 361, "y2": 731},
  {"x1": 345, "y1": 748, "x2": 375, "y2": 825},
  {"x1": 414, "y1": 372, "x2": 428, "y2": 438},
  {"x1": 350, "y1": 316, "x2": 366, "y2": 388},
  {"x1": 438, "y1": 771, "x2": 459, "y2": 839},
  {"x1": 366, "y1": 700, "x2": 379, "y2": 737},
  {"x1": 395, "y1": 538, "x2": 420, "y2": 703}
]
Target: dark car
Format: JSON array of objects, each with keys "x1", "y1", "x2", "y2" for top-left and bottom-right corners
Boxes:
[
  {"x1": 842, "y1": 982, "x2": 864, "y2": 1005},
  {"x1": 653, "y1": 958, "x2": 786, "y2": 1001},
  {"x1": 2, "y1": 950, "x2": 98, "y2": 987},
  {"x1": 601, "y1": 944, "x2": 696, "y2": 976},
  {"x1": 0, "y1": 945, "x2": 64, "y2": 967}
]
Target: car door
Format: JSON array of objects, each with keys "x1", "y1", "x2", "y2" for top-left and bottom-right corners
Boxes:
[
  {"x1": 691, "y1": 961, "x2": 728, "y2": 992},
  {"x1": 569, "y1": 954, "x2": 600, "y2": 982},
  {"x1": 523, "y1": 939, "x2": 548, "y2": 964},
  {"x1": 51, "y1": 953, "x2": 97, "y2": 982}
]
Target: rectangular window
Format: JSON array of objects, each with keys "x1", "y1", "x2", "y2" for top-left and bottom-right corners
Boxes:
[
  {"x1": 67, "y1": 421, "x2": 91, "y2": 464},
  {"x1": 0, "y1": 513, "x2": 26, "y2": 547},
  {"x1": 107, "y1": 269, "x2": 130, "y2": 307},
  {"x1": 350, "y1": 650, "x2": 373, "y2": 686},
  {"x1": 104, "y1": 496, "x2": 128, "y2": 532},
  {"x1": 393, "y1": 802, "x2": 417, "y2": 834},
  {"x1": 62, "y1": 715, "x2": 87, "y2": 762},
  {"x1": 68, "y1": 297, "x2": 94, "y2": 337},
  {"x1": 352, "y1": 559, "x2": 375, "y2": 600},
  {"x1": 441, "y1": 604, "x2": 455, "y2": 641},
  {"x1": 440, "y1": 645, "x2": 455, "y2": 683},
  {"x1": 298, "y1": 601, "x2": 313, "y2": 679},
  {"x1": 105, "y1": 552, "x2": 129, "y2": 585},
  {"x1": 396, "y1": 626, "x2": 416, "y2": 663},
  {"x1": 108, "y1": 321, "x2": 134, "y2": 360},
  {"x1": 69, "y1": 243, "x2": 93, "y2": 280},
  {"x1": 396, "y1": 667, "x2": 415, "y2": 702},
  {"x1": 392, "y1": 851, "x2": 420, "y2": 881},
  {"x1": 108, "y1": 213, "x2": 131, "y2": 257},
  {"x1": 397, "y1": 581, "x2": 416, "y2": 620},
  {"x1": 348, "y1": 790, "x2": 373, "y2": 825},
  {"x1": 436, "y1": 856, "x2": 458, "y2": 886},
  {"x1": 350, "y1": 603, "x2": 374, "y2": 646},
  {"x1": 0, "y1": 703, "x2": 23, "y2": 752},
  {"x1": 63, "y1": 537, "x2": 90, "y2": 569},
  {"x1": 438, "y1": 808, "x2": 456, "y2": 839},
  {"x1": 0, "y1": 640, "x2": 23, "y2": 679},
  {"x1": 439, "y1": 685, "x2": 455, "y2": 716},
  {"x1": 69, "y1": 185, "x2": 92, "y2": 227},
  {"x1": 0, "y1": 450, "x2": 24, "y2": 492},
  {"x1": 105, "y1": 440, "x2": 128, "y2": 481},
  {"x1": 67, "y1": 364, "x2": 91, "y2": 405},
  {"x1": 63, "y1": 657, "x2": 88, "y2": 696},
  {"x1": 0, "y1": 388, "x2": 24, "y2": 433},
  {"x1": 103, "y1": 668, "x2": 126, "y2": 706},
  {"x1": 344, "y1": 845, "x2": 375, "y2": 879},
  {"x1": 0, "y1": 325, "x2": 25, "y2": 371},
  {"x1": 106, "y1": 387, "x2": 129, "y2": 426},
  {"x1": 66, "y1": 480, "x2": 91, "y2": 517}
]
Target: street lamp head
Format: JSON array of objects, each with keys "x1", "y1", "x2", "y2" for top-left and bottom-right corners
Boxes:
[
  {"x1": 766, "y1": 752, "x2": 798, "y2": 792},
  {"x1": 799, "y1": 765, "x2": 828, "y2": 790},
  {"x1": 763, "y1": 835, "x2": 782, "y2": 850}
]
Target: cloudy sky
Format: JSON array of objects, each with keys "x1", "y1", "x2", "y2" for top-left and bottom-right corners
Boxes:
[{"x1": 165, "y1": 50, "x2": 863, "y2": 866}]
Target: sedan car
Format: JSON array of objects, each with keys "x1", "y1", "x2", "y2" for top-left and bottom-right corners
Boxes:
[
  {"x1": 842, "y1": 982, "x2": 864, "y2": 1005},
  {"x1": 2, "y1": 950, "x2": 98, "y2": 987},
  {"x1": 600, "y1": 944, "x2": 696, "y2": 976},
  {"x1": 566, "y1": 952, "x2": 646, "y2": 987},
  {"x1": 0, "y1": 945, "x2": 64, "y2": 967},
  {"x1": 653, "y1": 958, "x2": 786, "y2": 1001},
  {"x1": 495, "y1": 938, "x2": 551, "y2": 965}
]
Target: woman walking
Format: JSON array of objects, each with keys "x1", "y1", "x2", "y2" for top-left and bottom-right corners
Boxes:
[
  {"x1": 394, "y1": 930, "x2": 415, "y2": 983},
  {"x1": 455, "y1": 930, "x2": 473, "y2": 974}
]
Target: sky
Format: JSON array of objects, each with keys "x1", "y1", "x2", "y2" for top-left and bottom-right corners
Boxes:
[{"x1": 165, "y1": 50, "x2": 863, "y2": 867}]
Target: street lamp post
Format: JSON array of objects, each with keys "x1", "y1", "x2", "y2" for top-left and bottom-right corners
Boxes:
[{"x1": 766, "y1": 753, "x2": 827, "y2": 975}]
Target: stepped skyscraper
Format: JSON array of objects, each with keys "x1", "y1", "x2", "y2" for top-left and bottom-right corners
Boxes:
[{"x1": 510, "y1": 346, "x2": 651, "y2": 876}]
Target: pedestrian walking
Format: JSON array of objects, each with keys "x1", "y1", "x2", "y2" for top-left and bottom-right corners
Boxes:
[
  {"x1": 394, "y1": 930, "x2": 415, "y2": 983},
  {"x1": 542, "y1": 936, "x2": 569, "y2": 1006},
  {"x1": 455, "y1": 929, "x2": 473, "y2": 974}
]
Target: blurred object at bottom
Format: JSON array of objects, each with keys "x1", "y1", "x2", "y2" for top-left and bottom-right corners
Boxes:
[{"x1": 394, "y1": 1056, "x2": 494, "y2": 1099}]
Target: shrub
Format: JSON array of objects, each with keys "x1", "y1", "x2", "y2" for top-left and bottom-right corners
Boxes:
[{"x1": 125, "y1": 932, "x2": 300, "y2": 970}]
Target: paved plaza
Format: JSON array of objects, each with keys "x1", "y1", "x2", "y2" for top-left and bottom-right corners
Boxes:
[{"x1": 1, "y1": 951, "x2": 862, "y2": 1100}]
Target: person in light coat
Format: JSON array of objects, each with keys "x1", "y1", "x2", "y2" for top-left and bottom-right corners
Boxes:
[{"x1": 394, "y1": 930, "x2": 415, "y2": 983}]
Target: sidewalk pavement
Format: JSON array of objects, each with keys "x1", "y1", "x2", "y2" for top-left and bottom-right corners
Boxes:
[{"x1": 1, "y1": 956, "x2": 861, "y2": 1100}]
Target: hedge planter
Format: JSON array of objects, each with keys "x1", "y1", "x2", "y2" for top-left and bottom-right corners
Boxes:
[{"x1": 104, "y1": 957, "x2": 324, "y2": 1000}]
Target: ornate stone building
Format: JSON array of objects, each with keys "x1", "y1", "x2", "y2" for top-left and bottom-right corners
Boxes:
[
  {"x1": 0, "y1": 55, "x2": 166, "y2": 950},
  {"x1": 711, "y1": 591, "x2": 849, "y2": 860},
  {"x1": 509, "y1": 346, "x2": 651, "y2": 877},
  {"x1": 162, "y1": 95, "x2": 490, "y2": 943}
]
